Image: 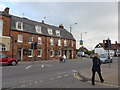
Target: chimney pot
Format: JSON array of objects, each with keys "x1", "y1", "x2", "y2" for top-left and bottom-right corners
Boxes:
[
  {"x1": 59, "y1": 24, "x2": 64, "y2": 28},
  {"x1": 40, "y1": 20, "x2": 44, "y2": 24}
]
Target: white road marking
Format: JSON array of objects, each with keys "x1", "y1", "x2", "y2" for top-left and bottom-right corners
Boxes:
[
  {"x1": 25, "y1": 66, "x2": 31, "y2": 69},
  {"x1": 41, "y1": 65, "x2": 44, "y2": 67},
  {"x1": 29, "y1": 83, "x2": 32, "y2": 85},
  {"x1": 39, "y1": 81, "x2": 43, "y2": 83},
  {"x1": 34, "y1": 82, "x2": 38, "y2": 84},
  {"x1": 56, "y1": 76, "x2": 62, "y2": 78},
  {"x1": 64, "y1": 74, "x2": 69, "y2": 77},
  {"x1": 72, "y1": 70, "x2": 77, "y2": 72},
  {"x1": 58, "y1": 72, "x2": 62, "y2": 74},
  {"x1": 46, "y1": 64, "x2": 53, "y2": 67},
  {"x1": 50, "y1": 78, "x2": 54, "y2": 80},
  {"x1": 21, "y1": 85, "x2": 25, "y2": 87}
]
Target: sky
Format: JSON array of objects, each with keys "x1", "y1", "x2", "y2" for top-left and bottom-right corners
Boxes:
[{"x1": 0, "y1": 0, "x2": 118, "y2": 50}]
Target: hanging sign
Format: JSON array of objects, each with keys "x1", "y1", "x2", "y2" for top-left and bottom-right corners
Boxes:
[{"x1": 80, "y1": 40, "x2": 83, "y2": 45}]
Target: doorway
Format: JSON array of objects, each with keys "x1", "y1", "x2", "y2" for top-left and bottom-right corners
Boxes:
[{"x1": 17, "y1": 48, "x2": 22, "y2": 61}]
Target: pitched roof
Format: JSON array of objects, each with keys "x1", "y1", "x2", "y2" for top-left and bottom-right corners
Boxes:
[
  {"x1": 9, "y1": 14, "x2": 75, "y2": 40},
  {"x1": 96, "y1": 43, "x2": 120, "y2": 50}
]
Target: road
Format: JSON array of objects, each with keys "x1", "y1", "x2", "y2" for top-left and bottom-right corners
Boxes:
[{"x1": 2, "y1": 57, "x2": 119, "y2": 89}]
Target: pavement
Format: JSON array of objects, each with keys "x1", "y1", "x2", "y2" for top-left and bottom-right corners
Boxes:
[{"x1": 78, "y1": 57, "x2": 119, "y2": 87}]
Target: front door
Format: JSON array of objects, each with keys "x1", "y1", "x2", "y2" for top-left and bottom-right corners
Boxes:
[{"x1": 17, "y1": 48, "x2": 22, "y2": 61}]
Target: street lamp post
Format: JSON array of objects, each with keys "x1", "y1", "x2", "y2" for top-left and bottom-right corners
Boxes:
[{"x1": 70, "y1": 23, "x2": 77, "y2": 33}]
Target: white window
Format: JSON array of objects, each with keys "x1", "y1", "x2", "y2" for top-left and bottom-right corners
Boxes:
[
  {"x1": 50, "y1": 49, "x2": 54, "y2": 57},
  {"x1": 38, "y1": 49, "x2": 42, "y2": 57},
  {"x1": 56, "y1": 30, "x2": 60, "y2": 36},
  {"x1": 28, "y1": 36, "x2": 33, "y2": 43},
  {"x1": 38, "y1": 37, "x2": 42, "y2": 44},
  {"x1": 0, "y1": 19, "x2": 3, "y2": 36},
  {"x1": 50, "y1": 38, "x2": 54, "y2": 45},
  {"x1": 64, "y1": 39, "x2": 67, "y2": 46},
  {"x1": 35, "y1": 26, "x2": 42, "y2": 33},
  {"x1": 18, "y1": 34, "x2": 23, "y2": 43},
  {"x1": 0, "y1": 43, "x2": 6, "y2": 51},
  {"x1": 28, "y1": 49, "x2": 33, "y2": 57},
  {"x1": 58, "y1": 39, "x2": 61, "y2": 46},
  {"x1": 16, "y1": 21, "x2": 23, "y2": 30},
  {"x1": 48, "y1": 28, "x2": 53, "y2": 35},
  {"x1": 58, "y1": 50, "x2": 61, "y2": 57}
]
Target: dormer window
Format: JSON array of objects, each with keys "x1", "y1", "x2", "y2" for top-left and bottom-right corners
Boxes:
[
  {"x1": 35, "y1": 26, "x2": 42, "y2": 33},
  {"x1": 48, "y1": 28, "x2": 53, "y2": 35},
  {"x1": 16, "y1": 21, "x2": 23, "y2": 30},
  {"x1": 56, "y1": 30, "x2": 60, "y2": 36}
]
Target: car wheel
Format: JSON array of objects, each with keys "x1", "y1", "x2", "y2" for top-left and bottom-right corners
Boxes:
[{"x1": 11, "y1": 61, "x2": 17, "y2": 66}]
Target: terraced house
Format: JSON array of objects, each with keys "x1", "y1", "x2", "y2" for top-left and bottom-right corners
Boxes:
[{"x1": 0, "y1": 8, "x2": 76, "y2": 61}]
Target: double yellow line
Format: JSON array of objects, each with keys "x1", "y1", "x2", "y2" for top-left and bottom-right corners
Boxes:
[{"x1": 73, "y1": 72, "x2": 120, "y2": 88}]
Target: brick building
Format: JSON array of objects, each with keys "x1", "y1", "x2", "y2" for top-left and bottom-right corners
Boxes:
[{"x1": 0, "y1": 8, "x2": 76, "y2": 61}]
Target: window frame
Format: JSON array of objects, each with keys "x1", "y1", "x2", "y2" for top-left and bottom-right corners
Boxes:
[
  {"x1": 50, "y1": 49, "x2": 54, "y2": 57},
  {"x1": 18, "y1": 34, "x2": 23, "y2": 43},
  {"x1": 38, "y1": 37, "x2": 42, "y2": 44},
  {"x1": 50, "y1": 38, "x2": 54, "y2": 45},
  {"x1": 28, "y1": 36, "x2": 33, "y2": 43},
  {"x1": 28, "y1": 49, "x2": 33, "y2": 57},
  {"x1": 38, "y1": 49, "x2": 42, "y2": 57},
  {"x1": 0, "y1": 43, "x2": 6, "y2": 51},
  {"x1": 16, "y1": 21, "x2": 23, "y2": 30},
  {"x1": 58, "y1": 39, "x2": 61, "y2": 46},
  {"x1": 48, "y1": 28, "x2": 53, "y2": 35},
  {"x1": 58, "y1": 50, "x2": 61, "y2": 57},
  {"x1": 56, "y1": 30, "x2": 60, "y2": 36},
  {"x1": 35, "y1": 25, "x2": 42, "y2": 33},
  {"x1": 64, "y1": 39, "x2": 67, "y2": 46}
]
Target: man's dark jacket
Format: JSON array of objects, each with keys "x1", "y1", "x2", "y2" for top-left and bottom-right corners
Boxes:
[{"x1": 92, "y1": 57, "x2": 101, "y2": 72}]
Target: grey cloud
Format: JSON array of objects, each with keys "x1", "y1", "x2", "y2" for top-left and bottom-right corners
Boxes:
[{"x1": 8, "y1": 2, "x2": 118, "y2": 49}]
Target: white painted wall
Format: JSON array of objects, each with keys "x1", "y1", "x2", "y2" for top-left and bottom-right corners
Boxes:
[{"x1": 0, "y1": 19, "x2": 3, "y2": 37}]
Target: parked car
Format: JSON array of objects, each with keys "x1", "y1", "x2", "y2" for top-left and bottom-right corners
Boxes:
[
  {"x1": 99, "y1": 54, "x2": 112, "y2": 63},
  {"x1": 0, "y1": 54, "x2": 18, "y2": 66}
]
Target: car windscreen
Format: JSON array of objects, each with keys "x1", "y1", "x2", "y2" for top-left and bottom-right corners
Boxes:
[{"x1": 100, "y1": 55, "x2": 107, "y2": 58}]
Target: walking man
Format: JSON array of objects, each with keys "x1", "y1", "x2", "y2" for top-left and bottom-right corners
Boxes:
[{"x1": 92, "y1": 53, "x2": 104, "y2": 85}]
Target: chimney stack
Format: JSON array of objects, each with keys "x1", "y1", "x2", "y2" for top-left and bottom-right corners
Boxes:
[
  {"x1": 4, "y1": 7, "x2": 10, "y2": 14},
  {"x1": 115, "y1": 41, "x2": 117, "y2": 44},
  {"x1": 59, "y1": 24, "x2": 64, "y2": 29},
  {"x1": 103, "y1": 40, "x2": 105, "y2": 44},
  {"x1": 40, "y1": 20, "x2": 44, "y2": 24}
]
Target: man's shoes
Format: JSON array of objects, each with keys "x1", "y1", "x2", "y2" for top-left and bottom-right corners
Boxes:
[{"x1": 101, "y1": 79, "x2": 104, "y2": 83}]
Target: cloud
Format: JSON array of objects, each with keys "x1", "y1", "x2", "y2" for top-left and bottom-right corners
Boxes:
[
  {"x1": 0, "y1": 3, "x2": 6, "y2": 11},
  {"x1": 2, "y1": 2, "x2": 118, "y2": 50}
]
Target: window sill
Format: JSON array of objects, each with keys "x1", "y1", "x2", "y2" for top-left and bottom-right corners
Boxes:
[
  {"x1": 28, "y1": 56, "x2": 33, "y2": 57},
  {"x1": 18, "y1": 41, "x2": 23, "y2": 43}
]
